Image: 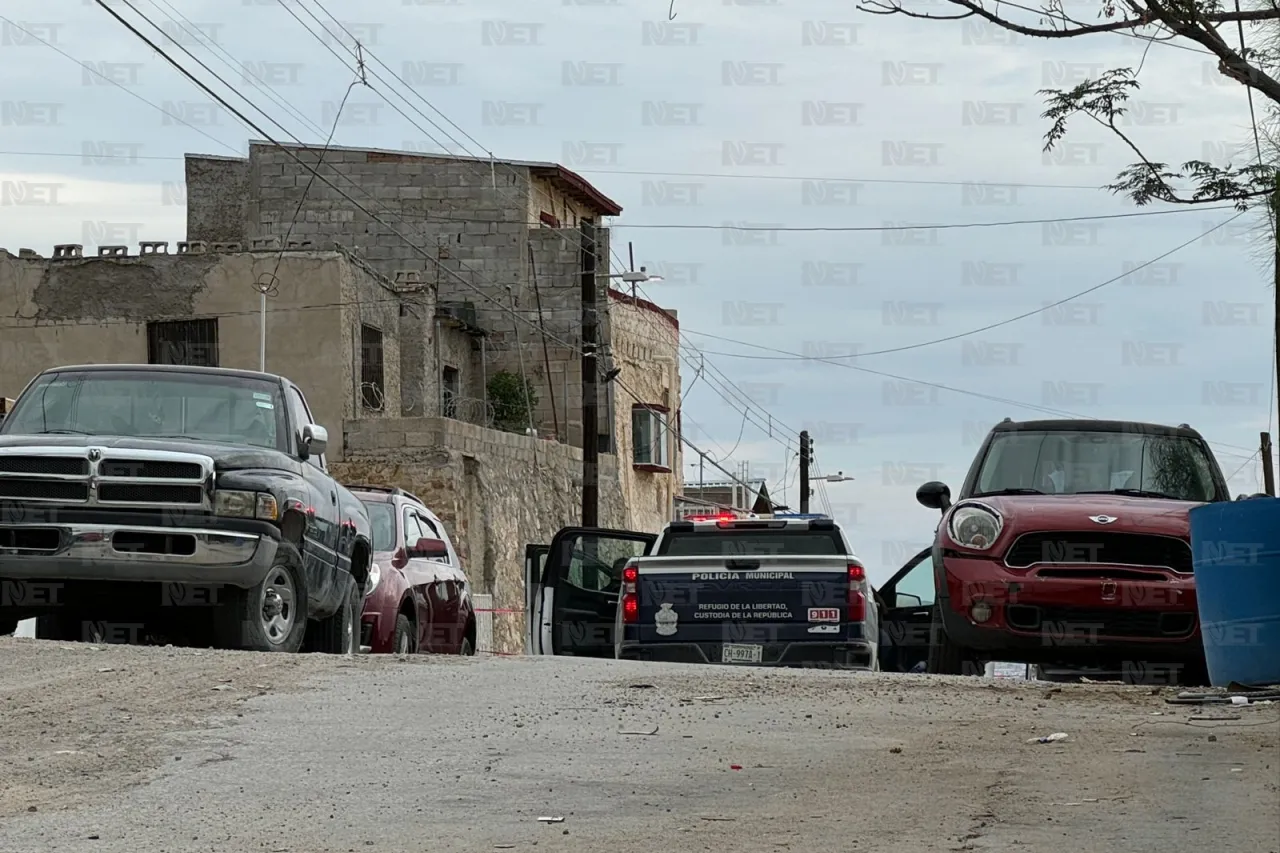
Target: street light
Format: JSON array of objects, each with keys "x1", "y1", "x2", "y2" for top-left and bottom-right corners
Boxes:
[
  {"x1": 812, "y1": 471, "x2": 854, "y2": 483},
  {"x1": 608, "y1": 267, "x2": 664, "y2": 298}
]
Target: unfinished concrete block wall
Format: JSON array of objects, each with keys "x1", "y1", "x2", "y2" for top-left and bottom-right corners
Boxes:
[
  {"x1": 185, "y1": 156, "x2": 251, "y2": 245},
  {"x1": 183, "y1": 144, "x2": 620, "y2": 450}
]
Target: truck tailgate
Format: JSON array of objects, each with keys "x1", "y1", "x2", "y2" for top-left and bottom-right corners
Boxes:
[{"x1": 634, "y1": 555, "x2": 852, "y2": 645}]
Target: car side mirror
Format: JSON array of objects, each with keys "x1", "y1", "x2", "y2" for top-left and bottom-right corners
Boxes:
[
  {"x1": 409, "y1": 537, "x2": 449, "y2": 560},
  {"x1": 895, "y1": 592, "x2": 923, "y2": 609},
  {"x1": 916, "y1": 481, "x2": 951, "y2": 512},
  {"x1": 300, "y1": 423, "x2": 328, "y2": 459}
]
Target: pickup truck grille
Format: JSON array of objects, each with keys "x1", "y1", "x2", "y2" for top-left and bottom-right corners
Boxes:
[
  {"x1": 1004, "y1": 531, "x2": 1194, "y2": 574},
  {"x1": 0, "y1": 447, "x2": 214, "y2": 510},
  {"x1": 0, "y1": 456, "x2": 89, "y2": 476}
]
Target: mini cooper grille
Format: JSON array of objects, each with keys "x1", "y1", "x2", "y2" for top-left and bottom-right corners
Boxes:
[
  {"x1": 1006, "y1": 605, "x2": 1196, "y2": 639},
  {"x1": 1004, "y1": 532, "x2": 1193, "y2": 574}
]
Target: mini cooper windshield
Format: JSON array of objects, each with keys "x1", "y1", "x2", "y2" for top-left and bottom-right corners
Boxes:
[{"x1": 972, "y1": 429, "x2": 1223, "y2": 503}]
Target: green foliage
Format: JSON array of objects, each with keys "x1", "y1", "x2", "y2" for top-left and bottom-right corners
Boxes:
[{"x1": 488, "y1": 371, "x2": 538, "y2": 432}]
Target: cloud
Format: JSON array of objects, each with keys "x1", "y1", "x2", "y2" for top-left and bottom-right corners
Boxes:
[{"x1": 0, "y1": 0, "x2": 1272, "y2": 576}]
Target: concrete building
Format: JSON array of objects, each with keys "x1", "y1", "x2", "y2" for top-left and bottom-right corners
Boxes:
[
  {"x1": 184, "y1": 142, "x2": 629, "y2": 450},
  {"x1": 179, "y1": 140, "x2": 683, "y2": 525},
  {"x1": 0, "y1": 241, "x2": 475, "y2": 450},
  {"x1": 0, "y1": 241, "x2": 641, "y2": 652},
  {"x1": 680, "y1": 479, "x2": 776, "y2": 516},
  {"x1": 0, "y1": 134, "x2": 688, "y2": 648},
  {"x1": 607, "y1": 289, "x2": 683, "y2": 532}
]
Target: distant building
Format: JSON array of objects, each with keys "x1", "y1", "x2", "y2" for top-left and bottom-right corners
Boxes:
[{"x1": 680, "y1": 478, "x2": 775, "y2": 516}]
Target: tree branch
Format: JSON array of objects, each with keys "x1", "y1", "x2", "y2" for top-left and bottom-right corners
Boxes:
[{"x1": 856, "y1": 0, "x2": 1152, "y2": 36}]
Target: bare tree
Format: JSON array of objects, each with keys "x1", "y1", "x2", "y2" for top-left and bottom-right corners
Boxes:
[{"x1": 858, "y1": 0, "x2": 1280, "y2": 208}]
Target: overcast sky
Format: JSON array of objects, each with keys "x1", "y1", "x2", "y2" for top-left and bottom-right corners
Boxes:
[{"x1": 1, "y1": 0, "x2": 1273, "y2": 583}]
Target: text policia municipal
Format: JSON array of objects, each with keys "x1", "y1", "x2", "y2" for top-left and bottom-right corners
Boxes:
[{"x1": 689, "y1": 572, "x2": 796, "y2": 580}]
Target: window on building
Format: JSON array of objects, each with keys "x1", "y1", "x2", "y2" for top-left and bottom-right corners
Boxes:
[
  {"x1": 442, "y1": 366, "x2": 460, "y2": 419},
  {"x1": 632, "y1": 405, "x2": 670, "y2": 470},
  {"x1": 147, "y1": 319, "x2": 219, "y2": 367},
  {"x1": 360, "y1": 325, "x2": 384, "y2": 411}
]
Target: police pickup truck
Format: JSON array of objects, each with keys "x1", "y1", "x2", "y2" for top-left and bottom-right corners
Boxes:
[{"x1": 525, "y1": 514, "x2": 878, "y2": 669}]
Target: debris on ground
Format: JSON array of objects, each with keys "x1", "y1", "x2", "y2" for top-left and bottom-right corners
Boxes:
[{"x1": 1028, "y1": 732, "x2": 1069, "y2": 744}]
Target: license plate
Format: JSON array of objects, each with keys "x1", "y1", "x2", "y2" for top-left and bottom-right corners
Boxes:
[{"x1": 722, "y1": 644, "x2": 763, "y2": 664}]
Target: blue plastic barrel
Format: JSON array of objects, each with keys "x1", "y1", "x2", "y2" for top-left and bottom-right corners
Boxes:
[{"x1": 1189, "y1": 497, "x2": 1280, "y2": 687}]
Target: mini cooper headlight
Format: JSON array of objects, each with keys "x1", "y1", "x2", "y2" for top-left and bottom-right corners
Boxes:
[
  {"x1": 947, "y1": 504, "x2": 1002, "y2": 550},
  {"x1": 215, "y1": 490, "x2": 278, "y2": 521}
]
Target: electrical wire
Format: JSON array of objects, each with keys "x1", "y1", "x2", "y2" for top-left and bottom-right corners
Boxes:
[
  {"x1": 612, "y1": 207, "x2": 1234, "y2": 232},
  {"x1": 680, "y1": 212, "x2": 1249, "y2": 362},
  {"x1": 55, "y1": 2, "x2": 1268, "y2": 476},
  {"x1": 0, "y1": 17, "x2": 243, "y2": 157},
  {"x1": 84, "y1": 0, "x2": 780, "y2": 504}
]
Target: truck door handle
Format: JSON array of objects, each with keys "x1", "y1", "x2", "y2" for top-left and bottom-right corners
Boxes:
[{"x1": 330, "y1": 491, "x2": 337, "y2": 504}]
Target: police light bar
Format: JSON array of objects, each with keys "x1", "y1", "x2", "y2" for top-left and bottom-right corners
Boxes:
[{"x1": 772, "y1": 512, "x2": 830, "y2": 519}]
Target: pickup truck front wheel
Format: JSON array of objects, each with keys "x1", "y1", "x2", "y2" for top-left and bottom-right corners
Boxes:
[{"x1": 216, "y1": 543, "x2": 307, "y2": 653}]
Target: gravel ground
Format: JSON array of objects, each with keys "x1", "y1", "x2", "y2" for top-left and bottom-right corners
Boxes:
[{"x1": 1, "y1": 636, "x2": 1276, "y2": 852}]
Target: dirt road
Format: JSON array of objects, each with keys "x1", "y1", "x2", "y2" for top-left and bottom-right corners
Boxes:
[{"x1": 1, "y1": 636, "x2": 1276, "y2": 852}]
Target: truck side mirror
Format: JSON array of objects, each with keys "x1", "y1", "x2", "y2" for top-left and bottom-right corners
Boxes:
[
  {"x1": 916, "y1": 481, "x2": 951, "y2": 512},
  {"x1": 300, "y1": 423, "x2": 328, "y2": 459}
]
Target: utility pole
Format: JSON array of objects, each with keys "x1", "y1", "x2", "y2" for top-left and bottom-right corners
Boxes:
[
  {"x1": 799, "y1": 430, "x2": 811, "y2": 514},
  {"x1": 580, "y1": 219, "x2": 599, "y2": 527},
  {"x1": 1262, "y1": 432, "x2": 1275, "y2": 496}
]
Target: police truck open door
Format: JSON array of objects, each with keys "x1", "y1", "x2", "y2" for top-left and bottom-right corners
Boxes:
[
  {"x1": 528, "y1": 527, "x2": 655, "y2": 657},
  {"x1": 876, "y1": 547, "x2": 935, "y2": 673}
]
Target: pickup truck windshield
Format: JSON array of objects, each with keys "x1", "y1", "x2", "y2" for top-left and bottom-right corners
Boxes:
[
  {"x1": 0, "y1": 370, "x2": 288, "y2": 452},
  {"x1": 657, "y1": 529, "x2": 844, "y2": 557},
  {"x1": 973, "y1": 429, "x2": 1224, "y2": 502}
]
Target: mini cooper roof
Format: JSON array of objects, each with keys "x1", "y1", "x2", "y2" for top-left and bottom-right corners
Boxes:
[{"x1": 988, "y1": 418, "x2": 1207, "y2": 440}]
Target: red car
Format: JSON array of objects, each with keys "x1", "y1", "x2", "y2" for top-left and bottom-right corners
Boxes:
[
  {"x1": 913, "y1": 418, "x2": 1229, "y2": 686},
  {"x1": 349, "y1": 485, "x2": 476, "y2": 656}
]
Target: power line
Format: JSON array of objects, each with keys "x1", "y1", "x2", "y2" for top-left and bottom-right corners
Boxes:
[
  {"x1": 614, "y1": 207, "x2": 1234, "y2": 232},
  {"x1": 0, "y1": 149, "x2": 1159, "y2": 193},
  {"x1": 0, "y1": 17, "x2": 243, "y2": 157},
  {"x1": 681, "y1": 212, "x2": 1249, "y2": 362},
  {"x1": 67, "y1": 1, "x2": 1265, "y2": 472}
]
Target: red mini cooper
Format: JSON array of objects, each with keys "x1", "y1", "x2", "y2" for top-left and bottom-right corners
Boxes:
[
  {"x1": 348, "y1": 485, "x2": 476, "y2": 656},
  {"x1": 912, "y1": 418, "x2": 1229, "y2": 686}
]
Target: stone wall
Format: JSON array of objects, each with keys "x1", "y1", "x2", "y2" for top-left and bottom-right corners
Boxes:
[{"x1": 333, "y1": 416, "x2": 626, "y2": 653}]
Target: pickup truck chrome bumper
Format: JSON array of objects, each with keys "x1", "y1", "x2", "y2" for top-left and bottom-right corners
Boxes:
[{"x1": 0, "y1": 522, "x2": 278, "y2": 588}]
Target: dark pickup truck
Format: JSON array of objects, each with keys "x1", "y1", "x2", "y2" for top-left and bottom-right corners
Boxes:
[{"x1": 0, "y1": 364, "x2": 372, "y2": 653}]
